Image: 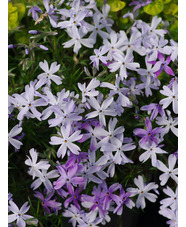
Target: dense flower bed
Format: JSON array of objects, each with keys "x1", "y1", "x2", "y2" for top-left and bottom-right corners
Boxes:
[{"x1": 8, "y1": 0, "x2": 178, "y2": 226}]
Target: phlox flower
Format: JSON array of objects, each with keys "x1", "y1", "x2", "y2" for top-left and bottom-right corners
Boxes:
[
  {"x1": 139, "y1": 141, "x2": 167, "y2": 167},
  {"x1": 25, "y1": 148, "x2": 50, "y2": 179},
  {"x1": 31, "y1": 169, "x2": 59, "y2": 193},
  {"x1": 162, "y1": 39, "x2": 178, "y2": 62},
  {"x1": 99, "y1": 3, "x2": 114, "y2": 27},
  {"x1": 140, "y1": 103, "x2": 165, "y2": 121},
  {"x1": 63, "y1": 205, "x2": 84, "y2": 227},
  {"x1": 159, "y1": 207, "x2": 178, "y2": 227},
  {"x1": 47, "y1": 100, "x2": 82, "y2": 127},
  {"x1": 159, "y1": 82, "x2": 178, "y2": 114},
  {"x1": 160, "y1": 186, "x2": 178, "y2": 210},
  {"x1": 79, "y1": 124, "x2": 105, "y2": 151},
  {"x1": 134, "y1": 117, "x2": 164, "y2": 146},
  {"x1": 114, "y1": 187, "x2": 135, "y2": 215},
  {"x1": 90, "y1": 46, "x2": 109, "y2": 70},
  {"x1": 86, "y1": 96, "x2": 116, "y2": 126},
  {"x1": 34, "y1": 191, "x2": 62, "y2": 214},
  {"x1": 88, "y1": 12, "x2": 110, "y2": 44},
  {"x1": 28, "y1": 6, "x2": 43, "y2": 21},
  {"x1": 64, "y1": 186, "x2": 83, "y2": 210},
  {"x1": 63, "y1": 27, "x2": 94, "y2": 54},
  {"x1": 120, "y1": 29, "x2": 146, "y2": 56},
  {"x1": 12, "y1": 83, "x2": 47, "y2": 121},
  {"x1": 49, "y1": 124, "x2": 83, "y2": 158},
  {"x1": 8, "y1": 124, "x2": 23, "y2": 150},
  {"x1": 150, "y1": 52, "x2": 175, "y2": 77},
  {"x1": 37, "y1": 60, "x2": 62, "y2": 87},
  {"x1": 147, "y1": 37, "x2": 168, "y2": 61},
  {"x1": 53, "y1": 163, "x2": 85, "y2": 191},
  {"x1": 101, "y1": 182, "x2": 121, "y2": 210},
  {"x1": 129, "y1": 0, "x2": 152, "y2": 13},
  {"x1": 43, "y1": 0, "x2": 58, "y2": 28},
  {"x1": 136, "y1": 74, "x2": 160, "y2": 97},
  {"x1": 8, "y1": 201, "x2": 37, "y2": 227},
  {"x1": 103, "y1": 31, "x2": 127, "y2": 60},
  {"x1": 149, "y1": 16, "x2": 166, "y2": 38},
  {"x1": 98, "y1": 117, "x2": 124, "y2": 150},
  {"x1": 108, "y1": 52, "x2": 140, "y2": 80},
  {"x1": 127, "y1": 175, "x2": 158, "y2": 209},
  {"x1": 156, "y1": 110, "x2": 178, "y2": 137},
  {"x1": 100, "y1": 75, "x2": 132, "y2": 107},
  {"x1": 156, "y1": 154, "x2": 178, "y2": 186},
  {"x1": 78, "y1": 78, "x2": 100, "y2": 103}
]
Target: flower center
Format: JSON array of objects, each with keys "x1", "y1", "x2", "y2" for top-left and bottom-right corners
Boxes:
[{"x1": 64, "y1": 140, "x2": 67, "y2": 143}]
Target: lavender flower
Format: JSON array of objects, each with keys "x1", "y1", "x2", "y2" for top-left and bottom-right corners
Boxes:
[
  {"x1": 8, "y1": 124, "x2": 23, "y2": 150},
  {"x1": 86, "y1": 96, "x2": 117, "y2": 126},
  {"x1": 134, "y1": 117, "x2": 164, "y2": 146},
  {"x1": 159, "y1": 82, "x2": 178, "y2": 114},
  {"x1": 8, "y1": 201, "x2": 37, "y2": 227},
  {"x1": 53, "y1": 163, "x2": 85, "y2": 191},
  {"x1": 49, "y1": 124, "x2": 83, "y2": 158},
  {"x1": 34, "y1": 191, "x2": 62, "y2": 214},
  {"x1": 90, "y1": 46, "x2": 109, "y2": 70},
  {"x1": 156, "y1": 154, "x2": 178, "y2": 186},
  {"x1": 127, "y1": 175, "x2": 158, "y2": 209},
  {"x1": 37, "y1": 60, "x2": 62, "y2": 87}
]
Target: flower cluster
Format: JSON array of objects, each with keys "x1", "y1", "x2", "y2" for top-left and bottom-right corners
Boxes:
[{"x1": 8, "y1": 0, "x2": 178, "y2": 226}]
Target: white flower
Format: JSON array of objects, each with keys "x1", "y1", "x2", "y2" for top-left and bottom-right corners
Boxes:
[
  {"x1": 127, "y1": 175, "x2": 158, "y2": 209},
  {"x1": 8, "y1": 200, "x2": 38, "y2": 227},
  {"x1": 25, "y1": 148, "x2": 50, "y2": 179},
  {"x1": 8, "y1": 124, "x2": 23, "y2": 150},
  {"x1": 156, "y1": 154, "x2": 178, "y2": 186}
]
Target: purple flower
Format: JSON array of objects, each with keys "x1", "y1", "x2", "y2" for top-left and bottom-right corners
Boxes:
[
  {"x1": 129, "y1": 0, "x2": 152, "y2": 13},
  {"x1": 28, "y1": 6, "x2": 43, "y2": 21},
  {"x1": 100, "y1": 75, "x2": 131, "y2": 107},
  {"x1": 114, "y1": 187, "x2": 135, "y2": 215},
  {"x1": 34, "y1": 191, "x2": 62, "y2": 214},
  {"x1": 64, "y1": 186, "x2": 83, "y2": 210},
  {"x1": 156, "y1": 110, "x2": 178, "y2": 137},
  {"x1": 101, "y1": 182, "x2": 120, "y2": 210},
  {"x1": 162, "y1": 39, "x2": 178, "y2": 62},
  {"x1": 149, "y1": 52, "x2": 175, "y2": 77},
  {"x1": 140, "y1": 103, "x2": 165, "y2": 121},
  {"x1": 53, "y1": 163, "x2": 85, "y2": 191},
  {"x1": 81, "y1": 186, "x2": 107, "y2": 218},
  {"x1": 134, "y1": 117, "x2": 164, "y2": 146}
]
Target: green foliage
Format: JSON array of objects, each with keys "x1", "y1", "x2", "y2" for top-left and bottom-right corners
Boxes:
[
  {"x1": 107, "y1": 0, "x2": 126, "y2": 12},
  {"x1": 144, "y1": 0, "x2": 164, "y2": 16},
  {"x1": 8, "y1": 2, "x2": 26, "y2": 30}
]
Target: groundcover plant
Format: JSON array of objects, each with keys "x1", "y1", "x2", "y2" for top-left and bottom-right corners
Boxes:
[{"x1": 8, "y1": 0, "x2": 178, "y2": 226}]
